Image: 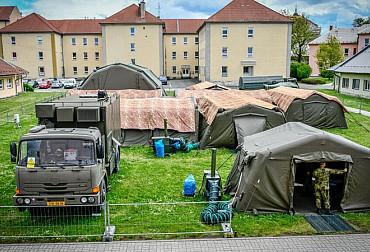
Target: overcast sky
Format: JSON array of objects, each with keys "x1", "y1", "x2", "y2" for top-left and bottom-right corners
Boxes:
[{"x1": 3, "y1": 0, "x2": 370, "y2": 34}]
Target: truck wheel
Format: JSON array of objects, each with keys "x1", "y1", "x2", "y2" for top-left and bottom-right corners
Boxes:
[
  {"x1": 113, "y1": 146, "x2": 120, "y2": 174},
  {"x1": 91, "y1": 179, "x2": 106, "y2": 214}
]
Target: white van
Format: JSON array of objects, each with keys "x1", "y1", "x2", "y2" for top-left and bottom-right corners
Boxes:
[{"x1": 61, "y1": 79, "x2": 77, "y2": 89}]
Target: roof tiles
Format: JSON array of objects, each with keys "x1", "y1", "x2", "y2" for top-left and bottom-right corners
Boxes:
[
  {"x1": 206, "y1": 0, "x2": 292, "y2": 23},
  {"x1": 0, "y1": 6, "x2": 16, "y2": 21},
  {"x1": 0, "y1": 58, "x2": 28, "y2": 76},
  {"x1": 163, "y1": 19, "x2": 205, "y2": 34},
  {"x1": 51, "y1": 19, "x2": 103, "y2": 34},
  {"x1": 0, "y1": 13, "x2": 60, "y2": 33},
  {"x1": 101, "y1": 4, "x2": 163, "y2": 24}
]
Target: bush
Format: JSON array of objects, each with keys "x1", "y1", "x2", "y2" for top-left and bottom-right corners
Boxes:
[
  {"x1": 290, "y1": 62, "x2": 312, "y2": 81},
  {"x1": 300, "y1": 78, "x2": 327, "y2": 85},
  {"x1": 23, "y1": 83, "x2": 34, "y2": 92},
  {"x1": 320, "y1": 70, "x2": 334, "y2": 79}
]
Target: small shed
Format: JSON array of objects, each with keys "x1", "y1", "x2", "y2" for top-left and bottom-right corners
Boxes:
[
  {"x1": 267, "y1": 86, "x2": 347, "y2": 129},
  {"x1": 224, "y1": 122, "x2": 370, "y2": 213}
]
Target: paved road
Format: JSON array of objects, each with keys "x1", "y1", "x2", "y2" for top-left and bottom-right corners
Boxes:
[{"x1": 1, "y1": 234, "x2": 369, "y2": 252}]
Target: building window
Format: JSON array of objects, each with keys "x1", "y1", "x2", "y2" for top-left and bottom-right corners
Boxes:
[
  {"x1": 172, "y1": 66, "x2": 177, "y2": 74},
  {"x1": 84, "y1": 66, "x2": 89, "y2": 74},
  {"x1": 71, "y1": 37, "x2": 76, "y2": 45},
  {"x1": 184, "y1": 51, "x2": 188, "y2": 59},
  {"x1": 84, "y1": 52, "x2": 88, "y2": 60},
  {"x1": 222, "y1": 27, "x2": 228, "y2": 38},
  {"x1": 364, "y1": 80, "x2": 370, "y2": 91},
  {"x1": 130, "y1": 27, "x2": 135, "y2": 36},
  {"x1": 38, "y1": 52, "x2": 43, "y2": 60},
  {"x1": 365, "y1": 38, "x2": 369, "y2": 47},
  {"x1": 352, "y1": 79, "x2": 360, "y2": 90},
  {"x1": 243, "y1": 66, "x2": 250, "y2": 74},
  {"x1": 83, "y1": 37, "x2": 87, "y2": 45},
  {"x1": 222, "y1": 66, "x2": 228, "y2": 77},
  {"x1": 195, "y1": 51, "x2": 199, "y2": 59},
  {"x1": 38, "y1": 67, "x2": 45, "y2": 76},
  {"x1": 130, "y1": 43, "x2": 135, "y2": 52},
  {"x1": 353, "y1": 48, "x2": 357, "y2": 55},
  {"x1": 11, "y1": 36, "x2": 15, "y2": 45},
  {"x1": 37, "y1": 36, "x2": 42, "y2": 45},
  {"x1": 73, "y1": 67, "x2": 78, "y2": 75},
  {"x1": 344, "y1": 48, "x2": 349, "y2": 57},
  {"x1": 342, "y1": 78, "x2": 349, "y2": 88},
  {"x1": 195, "y1": 66, "x2": 199, "y2": 74},
  {"x1": 0, "y1": 80, "x2": 3, "y2": 90},
  {"x1": 95, "y1": 52, "x2": 100, "y2": 60},
  {"x1": 131, "y1": 58, "x2": 135, "y2": 64},
  {"x1": 183, "y1": 37, "x2": 188, "y2": 45},
  {"x1": 172, "y1": 52, "x2": 176, "y2": 60},
  {"x1": 248, "y1": 47, "x2": 253, "y2": 58},
  {"x1": 95, "y1": 37, "x2": 99, "y2": 46},
  {"x1": 222, "y1": 47, "x2": 228, "y2": 58},
  {"x1": 72, "y1": 52, "x2": 77, "y2": 60},
  {"x1": 172, "y1": 37, "x2": 176, "y2": 45},
  {"x1": 248, "y1": 27, "x2": 254, "y2": 38},
  {"x1": 12, "y1": 52, "x2": 17, "y2": 61},
  {"x1": 195, "y1": 37, "x2": 199, "y2": 44},
  {"x1": 7, "y1": 79, "x2": 12, "y2": 89}
]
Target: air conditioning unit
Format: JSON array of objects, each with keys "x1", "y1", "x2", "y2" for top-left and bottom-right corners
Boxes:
[{"x1": 77, "y1": 107, "x2": 100, "y2": 122}]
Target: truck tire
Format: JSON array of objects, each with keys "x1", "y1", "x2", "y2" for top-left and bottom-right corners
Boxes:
[
  {"x1": 112, "y1": 146, "x2": 120, "y2": 174},
  {"x1": 92, "y1": 179, "x2": 106, "y2": 214}
]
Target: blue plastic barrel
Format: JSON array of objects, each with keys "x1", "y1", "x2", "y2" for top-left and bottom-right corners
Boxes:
[
  {"x1": 183, "y1": 174, "x2": 196, "y2": 196},
  {"x1": 154, "y1": 139, "x2": 165, "y2": 157}
]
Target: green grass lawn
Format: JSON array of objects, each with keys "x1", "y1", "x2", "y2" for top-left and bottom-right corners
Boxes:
[
  {"x1": 0, "y1": 91, "x2": 369, "y2": 242},
  {"x1": 317, "y1": 89, "x2": 370, "y2": 112}
]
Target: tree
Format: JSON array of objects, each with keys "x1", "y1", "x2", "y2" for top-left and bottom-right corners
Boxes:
[
  {"x1": 280, "y1": 10, "x2": 319, "y2": 63},
  {"x1": 316, "y1": 35, "x2": 344, "y2": 77},
  {"x1": 353, "y1": 17, "x2": 370, "y2": 27}
]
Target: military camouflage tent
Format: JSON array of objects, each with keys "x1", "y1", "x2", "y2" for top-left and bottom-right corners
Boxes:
[
  {"x1": 197, "y1": 91, "x2": 285, "y2": 149},
  {"x1": 267, "y1": 86, "x2": 347, "y2": 128},
  {"x1": 187, "y1": 81, "x2": 230, "y2": 90},
  {"x1": 78, "y1": 63, "x2": 166, "y2": 94},
  {"x1": 224, "y1": 122, "x2": 370, "y2": 213}
]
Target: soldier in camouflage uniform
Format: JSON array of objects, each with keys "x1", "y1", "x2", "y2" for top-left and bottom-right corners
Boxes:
[{"x1": 313, "y1": 162, "x2": 347, "y2": 215}]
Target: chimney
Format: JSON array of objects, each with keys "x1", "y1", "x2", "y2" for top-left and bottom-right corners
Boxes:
[
  {"x1": 139, "y1": 0, "x2": 146, "y2": 19},
  {"x1": 329, "y1": 25, "x2": 333, "y2": 31}
]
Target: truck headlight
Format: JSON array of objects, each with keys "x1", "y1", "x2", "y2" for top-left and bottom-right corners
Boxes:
[
  {"x1": 16, "y1": 198, "x2": 24, "y2": 205},
  {"x1": 80, "y1": 197, "x2": 88, "y2": 203},
  {"x1": 24, "y1": 198, "x2": 31, "y2": 205},
  {"x1": 88, "y1": 197, "x2": 95, "y2": 203}
]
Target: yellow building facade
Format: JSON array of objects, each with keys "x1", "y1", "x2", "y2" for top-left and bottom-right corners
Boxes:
[
  {"x1": 62, "y1": 34, "x2": 103, "y2": 78},
  {"x1": 102, "y1": 24, "x2": 163, "y2": 76},
  {"x1": 199, "y1": 22, "x2": 291, "y2": 82}
]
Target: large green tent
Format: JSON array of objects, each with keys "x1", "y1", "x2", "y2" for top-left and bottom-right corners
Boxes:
[{"x1": 224, "y1": 122, "x2": 370, "y2": 213}]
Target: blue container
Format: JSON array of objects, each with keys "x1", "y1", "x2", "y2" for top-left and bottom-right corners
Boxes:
[
  {"x1": 183, "y1": 174, "x2": 196, "y2": 196},
  {"x1": 154, "y1": 139, "x2": 165, "y2": 157}
]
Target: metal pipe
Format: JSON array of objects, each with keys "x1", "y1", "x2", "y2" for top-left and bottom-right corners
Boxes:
[
  {"x1": 211, "y1": 148, "x2": 216, "y2": 177},
  {"x1": 164, "y1": 119, "x2": 168, "y2": 137}
]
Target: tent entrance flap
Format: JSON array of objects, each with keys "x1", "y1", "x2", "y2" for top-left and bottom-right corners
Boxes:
[
  {"x1": 293, "y1": 152, "x2": 353, "y2": 164},
  {"x1": 233, "y1": 113, "x2": 267, "y2": 145}
]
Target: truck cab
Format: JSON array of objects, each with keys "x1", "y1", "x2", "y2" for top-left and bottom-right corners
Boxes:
[{"x1": 13, "y1": 127, "x2": 107, "y2": 209}]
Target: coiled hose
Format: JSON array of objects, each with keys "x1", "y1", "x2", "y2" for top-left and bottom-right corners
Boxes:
[{"x1": 200, "y1": 181, "x2": 235, "y2": 224}]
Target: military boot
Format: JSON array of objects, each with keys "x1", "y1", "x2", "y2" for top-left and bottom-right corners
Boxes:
[
  {"x1": 316, "y1": 208, "x2": 322, "y2": 215},
  {"x1": 325, "y1": 209, "x2": 334, "y2": 215}
]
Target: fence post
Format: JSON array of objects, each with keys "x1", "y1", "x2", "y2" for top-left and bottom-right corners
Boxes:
[
  {"x1": 6, "y1": 111, "x2": 9, "y2": 122},
  {"x1": 359, "y1": 102, "x2": 362, "y2": 114},
  {"x1": 103, "y1": 202, "x2": 115, "y2": 242},
  {"x1": 21, "y1": 106, "x2": 24, "y2": 115}
]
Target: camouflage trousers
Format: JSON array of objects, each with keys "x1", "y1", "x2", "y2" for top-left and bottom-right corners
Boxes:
[{"x1": 315, "y1": 186, "x2": 330, "y2": 209}]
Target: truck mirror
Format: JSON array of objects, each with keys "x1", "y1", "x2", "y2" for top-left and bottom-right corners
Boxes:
[
  {"x1": 97, "y1": 144, "x2": 104, "y2": 159},
  {"x1": 10, "y1": 142, "x2": 17, "y2": 163}
]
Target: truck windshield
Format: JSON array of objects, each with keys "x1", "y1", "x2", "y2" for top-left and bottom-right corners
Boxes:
[{"x1": 18, "y1": 139, "x2": 96, "y2": 167}]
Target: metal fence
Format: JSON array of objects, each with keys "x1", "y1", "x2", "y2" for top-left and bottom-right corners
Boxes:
[
  {"x1": 0, "y1": 201, "x2": 233, "y2": 241},
  {"x1": 0, "y1": 93, "x2": 66, "y2": 126}
]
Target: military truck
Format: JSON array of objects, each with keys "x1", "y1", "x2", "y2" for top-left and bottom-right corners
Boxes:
[{"x1": 10, "y1": 92, "x2": 121, "y2": 212}]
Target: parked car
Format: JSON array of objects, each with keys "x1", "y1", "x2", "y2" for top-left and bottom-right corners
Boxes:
[
  {"x1": 27, "y1": 80, "x2": 39, "y2": 88},
  {"x1": 51, "y1": 80, "x2": 63, "y2": 88},
  {"x1": 62, "y1": 79, "x2": 77, "y2": 89},
  {"x1": 38, "y1": 80, "x2": 51, "y2": 89},
  {"x1": 159, "y1": 75, "x2": 168, "y2": 85}
]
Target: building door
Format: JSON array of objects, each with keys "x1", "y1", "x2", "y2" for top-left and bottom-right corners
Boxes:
[
  {"x1": 243, "y1": 66, "x2": 253, "y2": 76},
  {"x1": 182, "y1": 65, "x2": 190, "y2": 78}
]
